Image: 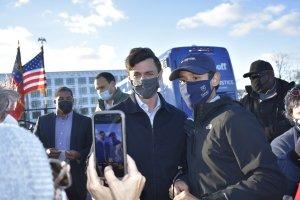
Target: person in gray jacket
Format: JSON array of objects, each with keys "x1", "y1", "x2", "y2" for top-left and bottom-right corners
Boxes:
[
  {"x1": 271, "y1": 84, "x2": 300, "y2": 196},
  {"x1": 169, "y1": 52, "x2": 287, "y2": 200},
  {"x1": 94, "y1": 72, "x2": 129, "y2": 111}
]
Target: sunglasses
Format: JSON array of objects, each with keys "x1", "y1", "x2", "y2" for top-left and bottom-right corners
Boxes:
[
  {"x1": 249, "y1": 71, "x2": 270, "y2": 80},
  {"x1": 49, "y1": 158, "x2": 72, "y2": 189},
  {"x1": 289, "y1": 88, "x2": 300, "y2": 97}
]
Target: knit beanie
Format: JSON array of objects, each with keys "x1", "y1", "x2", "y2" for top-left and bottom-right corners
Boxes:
[{"x1": 0, "y1": 124, "x2": 54, "y2": 200}]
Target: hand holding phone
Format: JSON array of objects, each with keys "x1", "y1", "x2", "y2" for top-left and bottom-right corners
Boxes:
[{"x1": 87, "y1": 153, "x2": 146, "y2": 200}]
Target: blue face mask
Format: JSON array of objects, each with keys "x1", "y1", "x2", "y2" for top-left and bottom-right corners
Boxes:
[{"x1": 180, "y1": 79, "x2": 212, "y2": 109}]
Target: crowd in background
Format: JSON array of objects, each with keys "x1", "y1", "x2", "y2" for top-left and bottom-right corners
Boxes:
[{"x1": 0, "y1": 47, "x2": 299, "y2": 200}]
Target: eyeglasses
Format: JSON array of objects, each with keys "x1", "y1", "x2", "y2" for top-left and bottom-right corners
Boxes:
[
  {"x1": 249, "y1": 70, "x2": 271, "y2": 80},
  {"x1": 289, "y1": 88, "x2": 300, "y2": 97},
  {"x1": 49, "y1": 158, "x2": 72, "y2": 189}
]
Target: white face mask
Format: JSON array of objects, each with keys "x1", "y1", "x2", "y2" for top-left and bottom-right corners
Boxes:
[
  {"x1": 97, "y1": 90, "x2": 113, "y2": 101},
  {"x1": 2, "y1": 114, "x2": 18, "y2": 125}
]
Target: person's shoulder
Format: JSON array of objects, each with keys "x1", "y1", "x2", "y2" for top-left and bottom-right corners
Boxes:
[
  {"x1": 111, "y1": 96, "x2": 132, "y2": 111},
  {"x1": 74, "y1": 112, "x2": 91, "y2": 121},
  {"x1": 272, "y1": 127, "x2": 297, "y2": 144},
  {"x1": 38, "y1": 112, "x2": 55, "y2": 120},
  {"x1": 160, "y1": 97, "x2": 187, "y2": 118},
  {"x1": 277, "y1": 78, "x2": 295, "y2": 93}
]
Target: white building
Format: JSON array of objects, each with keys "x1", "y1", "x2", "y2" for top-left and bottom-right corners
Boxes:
[{"x1": 0, "y1": 70, "x2": 127, "y2": 123}]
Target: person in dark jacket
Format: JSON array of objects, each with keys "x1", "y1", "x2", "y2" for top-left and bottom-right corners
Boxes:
[
  {"x1": 34, "y1": 87, "x2": 92, "y2": 200},
  {"x1": 112, "y1": 47, "x2": 187, "y2": 200},
  {"x1": 240, "y1": 60, "x2": 295, "y2": 142},
  {"x1": 94, "y1": 72, "x2": 129, "y2": 111},
  {"x1": 169, "y1": 52, "x2": 286, "y2": 200},
  {"x1": 271, "y1": 85, "x2": 300, "y2": 196}
]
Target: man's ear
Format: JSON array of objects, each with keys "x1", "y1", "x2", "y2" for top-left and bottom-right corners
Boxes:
[{"x1": 211, "y1": 72, "x2": 221, "y2": 87}]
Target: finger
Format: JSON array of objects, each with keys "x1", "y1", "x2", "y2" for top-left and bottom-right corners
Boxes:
[
  {"x1": 173, "y1": 191, "x2": 186, "y2": 200},
  {"x1": 87, "y1": 153, "x2": 101, "y2": 185},
  {"x1": 127, "y1": 154, "x2": 138, "y2": 175},
  {"x1": 104, "y1": 165, "x2": 119, "y2": 185}
]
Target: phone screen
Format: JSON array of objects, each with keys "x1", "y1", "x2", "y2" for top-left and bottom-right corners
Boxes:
[{"x1": 93, "y1": 112, "x2": 125, "y2": 177}]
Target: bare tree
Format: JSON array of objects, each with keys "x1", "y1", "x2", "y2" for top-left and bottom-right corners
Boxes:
[{"x1": 272, "y1": 53, "x2": 289, "y2": 79}]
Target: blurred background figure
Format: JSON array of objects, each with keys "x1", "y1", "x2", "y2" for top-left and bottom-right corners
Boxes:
[
  {"x1": 0, "y1": 88, "x2": 19, "y2": 125},
  {"x1": 241, "y1": 60, "x2": 295, "y2": 142},
  {"x1": 271, "y1": 85, "x2": 300, "y2": 196},
  {"x1": 0, "y1": 123, "x2": 54, "y2": 200},
  {"x1": 94, "y1": 72, "x2": 129, "y2": 111}
]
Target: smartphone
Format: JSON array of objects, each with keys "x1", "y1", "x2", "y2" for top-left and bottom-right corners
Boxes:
[{"x1": 92, "y1": 110, "x2": 127, "y2": 178}]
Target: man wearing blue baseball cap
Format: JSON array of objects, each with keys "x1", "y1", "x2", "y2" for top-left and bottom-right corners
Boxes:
[{"x1": 168, "y1": 52, "x2": 286, "y2": 200}]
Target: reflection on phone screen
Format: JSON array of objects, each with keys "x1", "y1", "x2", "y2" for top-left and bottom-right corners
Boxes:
[{"x1": 94, "y1": 114, "x2": 124, "y2": 177}]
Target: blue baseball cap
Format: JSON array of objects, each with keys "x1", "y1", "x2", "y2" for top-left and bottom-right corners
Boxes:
[{"x1": 169, "y1": 52, "x2": 216, "y2": 81}]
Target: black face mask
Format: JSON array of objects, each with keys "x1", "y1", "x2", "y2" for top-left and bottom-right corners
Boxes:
[
  {"x1": 131, "y1": 77, "x2": 159, "y2": 99},
  {"x1": 57, "y1": 100, "x2": 73, "y2": 114},
  {"x1": 250, "y1": 73, "x2": 274, "y2": 94}
]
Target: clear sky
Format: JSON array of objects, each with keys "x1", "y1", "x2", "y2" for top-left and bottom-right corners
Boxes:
[{"x1": 0, "y1": 0, "x2": 299, "y2": 89}]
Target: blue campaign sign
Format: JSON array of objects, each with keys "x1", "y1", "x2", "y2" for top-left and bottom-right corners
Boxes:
[{"x1": 159, "y1": 46, "x2": 238, "y2": 117}]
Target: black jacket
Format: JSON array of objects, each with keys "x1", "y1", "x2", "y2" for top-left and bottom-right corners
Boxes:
[
  {"x1": 34, "y1": 112, "x2": 92, "y2": 200},
  {"x1": 187, "y1": 96, "x2": 286, "y2": 200},
  {"x1": 112, "y1": 93, "x2": 187, "y2": 200},
  {"x1": 240, "y1": 78, "x2": 295, "y2": 142}
]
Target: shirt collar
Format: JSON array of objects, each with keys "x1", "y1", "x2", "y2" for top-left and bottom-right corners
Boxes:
[
  {"x1": 135, "y1": 93, "x2": 161, "y2": 113},
  {"x1": 56, "y1": 111, "x2": 73, "y2": 120}
]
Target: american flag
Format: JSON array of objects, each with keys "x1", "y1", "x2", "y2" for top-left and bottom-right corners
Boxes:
[{"x1": 22, "y1": 51, "x2": 47, "y2": 94}]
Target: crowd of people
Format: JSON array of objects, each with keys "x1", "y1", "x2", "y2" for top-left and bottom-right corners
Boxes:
[{"x1": 0, "y1": 47, "x2": 299, "y2": 200}]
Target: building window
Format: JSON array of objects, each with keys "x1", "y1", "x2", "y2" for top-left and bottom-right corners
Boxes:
[
  {"x1": 89, "y1": 87, "x2": 96, "y2": 94},
  {"x1": 47, "y1": 100, "x2": 54, "y2": 108},
  {"x1": 89, "y1": 77, "x2": 95, "y2": 84},
  {"x1": 46, "y1": 89, "x2": 52, "y2": 97},
  {"x1": 31, "y1": 100, "x2": 41, "y2": 108},
  {"x1": 80, "y1": 107, "x2": 89, "y2": 115},
  {"x1": 90, "y1": 97, "x2": 98, "y2": 104},
  {"x1": 32, "y1": 111, "x2": 41, "y2": 119},
  {"x1": 78, "y1": 77, "x2": 86, "y2": 85},
  {"x1": 70, "y1": 88, "x2": 76, "y2": 96},
  {"x1": 31, "y1": 91, "x2": 40, "y2": 98},
  {"x1": 78, "y1": 97, "x2": 88, "y2": 105},
  {"x1": 66, "y1": 78, "x2": 75, "y2": 85},
  {"x1": 47, "y1": 79, "x2": 52, "y2": 85},
  {"x1": 55, "y1": 78, "x2": 64, "y2": 86},
  {"x1": 79, "y1": 87, "x2": 87, "y2": 95}
]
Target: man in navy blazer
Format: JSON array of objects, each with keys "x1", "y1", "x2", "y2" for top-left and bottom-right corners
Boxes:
[{"x1": 34, "y1": 86, "x2": 92, "y2": 200}]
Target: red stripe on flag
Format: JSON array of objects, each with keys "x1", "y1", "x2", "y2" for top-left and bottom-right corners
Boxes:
[
  {"x1": 24, "y1": 77, "x2": 46, "y2": 86},
  {"x1": 23, "y1": 70, "x2": 45, "y2": 80},
  {"x1": 23, "y1": 84, "x2": 46, "y2": 94}
]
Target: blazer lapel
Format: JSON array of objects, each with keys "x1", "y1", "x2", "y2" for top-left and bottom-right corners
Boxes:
[
  {"x1": 70, "y1": 112, "x2": 77, "y2": 150},
  {"x1": 49, "y1": 113, "x2": 56, "y2": 147}
]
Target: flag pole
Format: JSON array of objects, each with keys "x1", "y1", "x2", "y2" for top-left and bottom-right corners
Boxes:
[{"x1": 38, "y1": 37, "x2": 48, "y2": 114}]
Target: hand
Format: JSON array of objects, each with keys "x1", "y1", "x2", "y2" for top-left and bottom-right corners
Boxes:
[
  {"x1": 46, "y1": 148, "x2": 61, "y2": 159},
  {"x1": 295, "y1": 137, "x2": 300, "y2": 156},
  {"x1": 174, "y1": 191, "x2": 199, "y2": 200},
  {"x1": 65, "y1": 150, "x2": 81, "y2": 160},
  {"x1": 87, "y1": 153, "x2": 113, "y2": 200},
  {"x1": 87, "y1": 153, "x2": 146, "y2": 200},
  {"x1": 106, "y1": 155, "x2": 146, "y2": 200},
  {"x1": 169, "y1": 180, "x2": 189, "y2": 199}
]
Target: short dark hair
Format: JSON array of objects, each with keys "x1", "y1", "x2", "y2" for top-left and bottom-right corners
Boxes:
[
  {"x1": 285, "y1": 84, "x2": 300, "y2": 122},
  {"x1": 95, "y1": 72, "x2": 115, "y2": 83},
  {"x1": 125, "y1": 47, "x2": 161, "y2": 72},
  {"x1": 55, "y1": 87, "x2": 73, "y2": 97}
]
